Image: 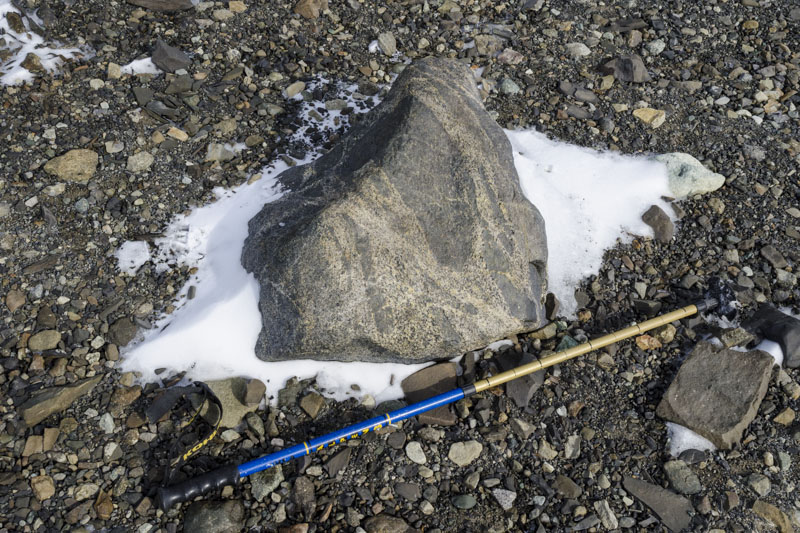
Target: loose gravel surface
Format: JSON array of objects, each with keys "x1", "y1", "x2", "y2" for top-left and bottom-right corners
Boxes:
[{"x1": 1, "y1": 0, "x2": 799, "y2": 532}]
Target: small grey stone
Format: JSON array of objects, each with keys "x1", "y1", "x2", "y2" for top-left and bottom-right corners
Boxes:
[
  {"x1": 151, "y1": 39, "x2": 191, "y2": 72},
  {"x1": 760, "y1": 245, "x2": 788, "y2": 269},
  {"x1": 748, "y1": 473, "x2": 771, "y2": 497},
  {"x1": 206, "y1": 378, "x2": 258, "y2": 428},
  {"x1": 664, "y1": 460, "x2": 702, "y2": 495},
  {"x1": 602, "y1": 54, "x2": 651, "y2": 82},
  {"x1": 108, "y1": 318, "x2": 137, "y2": 346},
  {"x1": 573, "y1": 88, "x2": 597, "y2": 103},
  {"x1": 451, "y1": 494, "x2": 477, "y2": 509},
  {"x1": 19, "y1": 376, "x2": 102, "y2": 427},
  {"x1": 205, "y1": 143, "x2": 235, "y2": 163},
  {"x1": 300, "y1": 392, "x2": 326, "y2": 418},
  {"x1": 492, "y1": 488, "x2": 517, "y2": 511},
  {"x1": 395, "y1": 482, "x2": 420, "y2": 501},
  {"x1": 133, "y1": 87, "x2": 154, "y2": 106},
  {"x1": 363, "y1": 514, "x2": 409, "y2": 533},
  {"x1": 324, "y1": 448, "x2": 351, "y2": 477},
  {"x1": 284, "y1": 81, "x2": 305, "y2": 98},
  {"x1": 656, "y1": 342, "x2": 773, "y2": 449},
  {"x1": 646, "y1": 39, "x2": 666, "y2": 55},
  {"x1": 565, "y1": 42, "x2": 591, "y2": 58},
  {"x1": 405, "y1": 441, "x2": 426, "y2": 464},
  {"x1": 655, "y1": 152, "x2": 725, "y2": 198},
  {"x1": 126, "y1": 152, "x2": 154, "y2": 173},
  {"x1": 74, "y1": 198, "x2": 90, "y2": 214},
  {"x1": 183, "y1": 500, "x2": 244, "y2": 533},
  {"x1": 594, "y1": 499, "x2": 618, "y2": 529},
  {"x1": 250, "y1": 465, "x2": 283, "y2": 502},
  {"x1": 553, "y1": 475, "x2": 582, "y2": 499},
  {"x1": 402, "y1": 363, "x2": 457, "y2": 425},
  {"x1": 499, "y1": 78, "x2": 521, "y2": 95},
  {"x1": 448, "y1": 440, "x2": 482, "y2": 467},
  {"x1": 377, "y1": 32, "x2": 396, "y2": 56},
  {"x1": 127, "y1": 0, "x2": 194, "y2": 11},
  {"x1": 28, "y1": 330, "x2": 61, "y2": 351}
]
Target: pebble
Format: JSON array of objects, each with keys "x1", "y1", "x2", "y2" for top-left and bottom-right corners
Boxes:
[
  {"x1": 151, "y1": 39, "x2": 191, "y2": 72},
  {"x1": 43, "y1": 149, "x2": 98, "y2": 183},
  {"x1": 451, "y1": 494, "x2": 476, "y2": 510},
  {"x1": 492, "y1": 488, "x2": 517, "y2": 511},
  {"x1": 127, "y1": 152, "x2": 155, "y2": 173},
  {"x1": 405, "y1": 441, "x2": 426, "y2": 465},
  {"x1": 748, "y1": 473, "x2": 771, "y2": 497},
  {"x1": 28, "y1": 330, "x2": 61, "y2": 351},
  {"x1": 31, "y1": 475, "x2": 56, "y2": 501},
  {"x1": 447, "y1": 440, "x2": 482, "y2": 467},
  {"x1": 285, "y1": 81, "x2": 306, "y2": 99},
  {"x1": 565, "y1": 42, "x2": 591, "y2": 58},
  {"x1": 377, "y1": 32, "x2": 396, "y2": 56},
  {"x1": 663, "y1": 460, "x2": 702, "y2": 495},
  {"x1": 594, "y1": 499, "x2": 617, "y2": 529},
  {"x1": 633, "y1": 108, "x2": 666, "y2": 128}
]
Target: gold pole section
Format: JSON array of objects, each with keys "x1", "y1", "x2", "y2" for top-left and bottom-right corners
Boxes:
[{"x1": 472, "y1": 304, "x2": 699, "y2": 393}]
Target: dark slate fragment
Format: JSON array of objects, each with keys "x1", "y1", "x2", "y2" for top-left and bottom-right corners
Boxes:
[
  {"x1": 133, "y1": 87, "x2": 153, "y2": 107},
  {"x1": 601, "y1": 54, "x2": 651, "y2": 83},
  {"x1": 127, "y1": 0, "x2": 194, "y2": 11},
  {"x1": 623, "y1": 476, "x2": 693, "y2": 532},
  {"x1": 743, "y1": 303, "x2": 800, "y2": 368},
  {"x1": 324, "y1": 448, "x2": 351, "y2": 477},
  {"x1": 151, "y1": 39, "x2": 191, "y2": 72},
  {"x1": 642, "y1": 204, "x2": 674, "y2": 242}
]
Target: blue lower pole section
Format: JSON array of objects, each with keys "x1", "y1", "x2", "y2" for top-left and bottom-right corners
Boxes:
[{"x1": 237, "y1": 387, "x2": 465, "y2": 478}]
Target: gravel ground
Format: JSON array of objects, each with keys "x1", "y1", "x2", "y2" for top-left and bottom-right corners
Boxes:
[{"x1": 1, "y1": 0, "x2": 799, "y2": 532}]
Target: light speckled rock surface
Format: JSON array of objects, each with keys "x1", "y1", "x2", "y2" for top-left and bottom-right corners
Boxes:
[{"x1": 242, "y1": 57, "x2": 547, "y2": 363}]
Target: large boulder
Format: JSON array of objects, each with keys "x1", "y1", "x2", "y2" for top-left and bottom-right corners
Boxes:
[{"x1": 242, "y1": 57, "x2": 547, "y2": 363}]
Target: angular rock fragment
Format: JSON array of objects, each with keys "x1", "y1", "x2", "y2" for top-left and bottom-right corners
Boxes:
[
  {"x1": 151, "y1": 39, "x2": 191, "y2": 72},
  {"x1": 656, "y1": 342, "x2": 773, "y2": 449},
  {"x1": 44, "y1": 149, "x2": 98, "y2": 183},
  {"x1": 654, "y1": 152, "x2": 725, "y2": 198},
  {"x1": 401, "y1": 363, "x2": 457, "y2": 425},
  {"x1": 602, "y1": 54, "x2": 651, "y2": 82},
  {"x1": 183, "y1": 500, "x2": 244, "y2": 533},
  {"x1": 242, "y1": 58, "x2": 547, "y2": 364},
  {"x1": 294, "y1": 0, "x2": 328, "y2": 19},
  {"x1": 19, "y1": 376, "x2": 103, "y2": 426},
  {"x1": 623, "y1": 476, "x2": 693, "y2": 532},
  {"x1": 127, "y1": 0, "x2": 193, "y2": 11}
]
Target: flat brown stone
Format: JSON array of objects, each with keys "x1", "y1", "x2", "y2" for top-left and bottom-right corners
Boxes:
[
  {"x1": 19, "y1": 375, "x2": 103, "y2": 426},
  {"x1": 657, "y1": 342, "x2": 773, "y2": 449},
  {"x1": 401, "y1": 363, "x2": 457, "y2": 426}
]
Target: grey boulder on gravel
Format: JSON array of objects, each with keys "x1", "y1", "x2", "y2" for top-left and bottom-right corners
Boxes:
[{"x1": 242, "y1": 57, "x2": 548, "y2": 363}]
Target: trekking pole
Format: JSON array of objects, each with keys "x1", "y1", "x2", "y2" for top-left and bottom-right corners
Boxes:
[{"x1": 157, "y1": 297, "x2": 722, "y2": 511}]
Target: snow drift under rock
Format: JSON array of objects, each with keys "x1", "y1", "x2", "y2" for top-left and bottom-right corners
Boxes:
[{"x1": 117, "y1": 111, "x2": 675, "y2": 405}]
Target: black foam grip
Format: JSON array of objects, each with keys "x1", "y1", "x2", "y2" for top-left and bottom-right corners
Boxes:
[{"x1": 157, "y1": 464, "x2": 239, "y2": 511}]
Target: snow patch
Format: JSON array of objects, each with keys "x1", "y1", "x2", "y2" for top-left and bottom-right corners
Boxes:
[
  {"x1": 507, "y1": 129, "x2": 673, "y2": 315},
  {"x1": 121, "y1": 58, "x2": 161, "y2": 76},
  {"x1": 115, "y1": 241, "x2": 151, "y2": 274},
  {"x1": 0, "y1": 0, "x2": 87, "y2": 85},
  {"x1": 666, "y1": 422, "x2": 716, "y2": 457}
]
